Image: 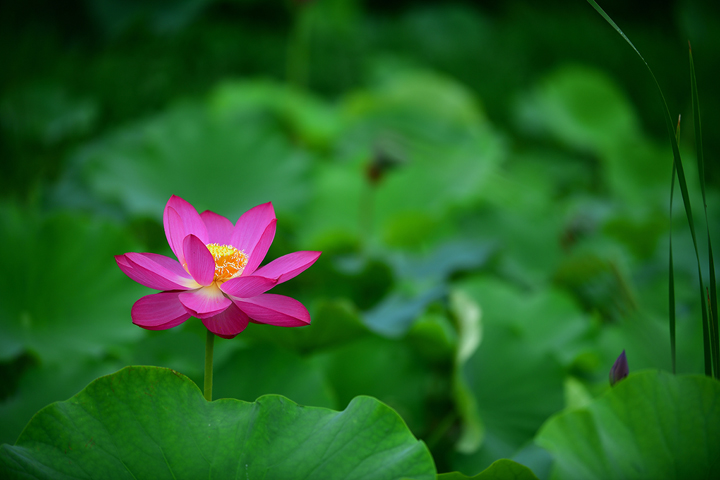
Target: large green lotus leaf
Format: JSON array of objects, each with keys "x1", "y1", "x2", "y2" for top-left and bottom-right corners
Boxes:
[
  {"x1": 0, "y1": 366, "x2": 436, "y2": 480},
  {"x1": 536, "y1": 371, "x2": 720, "y2": 479},
  {"x1": 0, "y1": 205, "x2": 146, "y2": 363},
  {"x1": 438, "y1": 459, "x2": 539, "y2": 479},
  {"x1": 213, "y1": 342, "x2": 336, "y2": 408},
  {"x1": 61, "y1": 99, "x2": 312, "y2": 221},
  {"x1": 449, "y1": 276, "x2": 589, "y2": 474}
]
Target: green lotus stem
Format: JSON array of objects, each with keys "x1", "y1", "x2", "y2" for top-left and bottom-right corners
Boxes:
[{"x1": 204, "y1": 330, "x2": 215, "y2": 401}]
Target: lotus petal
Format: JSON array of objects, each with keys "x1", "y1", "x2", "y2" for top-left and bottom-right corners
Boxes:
[
  {"x1": 131, "y1": 291, "x2": 191, "y2": 329},
  {"x1": 252, "y1": 251, "x2": 321, "y2": 284},
  {"x1": 179, "y1": 284, "x2": 231, "y2": 318},
  {"x1": 183, "y1": 234, "x2": 215, "y2": 286},
  {"x1": 234, "y1": 294, "x2": 310, "y2": 327},
  {"x1": 220, "y1": 275, "x2": 278, "y2": 298},
  {"x1": 163, "y1": 195, "x2": 209, "y2": 263},
  {"x1": 201, "y1": 210, "x2": 234, "y2": 245},
  {"x1": 230, "y1": 202, "x2": 276, "y2": 274},
  {"x1": 117, "y1": 252, "x2": 199, "y2": 291},
  {"x1": 201, "y1": 302, "x2": 250, "y2": 339}
]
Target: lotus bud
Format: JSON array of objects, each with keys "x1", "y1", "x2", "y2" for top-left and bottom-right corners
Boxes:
[{"x1": 609, "y1": 349, "x2": 629, "y2": 386}]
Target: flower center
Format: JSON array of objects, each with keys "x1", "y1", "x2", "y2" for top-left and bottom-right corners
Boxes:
[{"x1": 206, "y1": 243, "x2": 248, "y2": 283}]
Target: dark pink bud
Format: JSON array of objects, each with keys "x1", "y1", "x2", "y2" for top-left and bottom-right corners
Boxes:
[{"x1": 609, "y1": 350, "x2": 629, "y2": 386}]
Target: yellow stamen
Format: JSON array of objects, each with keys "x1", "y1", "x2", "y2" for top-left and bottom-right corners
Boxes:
[{"x1": 206, "y1": 243, "x2": 248, "y2": 283}]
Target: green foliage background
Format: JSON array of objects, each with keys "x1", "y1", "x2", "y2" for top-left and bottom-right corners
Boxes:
[{"x1": 2, "y1": 0, "x2": 719, "y2": 477}]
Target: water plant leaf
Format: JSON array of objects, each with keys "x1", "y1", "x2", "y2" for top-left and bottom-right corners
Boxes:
[
  {"x1": 209, "y1": 80, "x2": 341, "y2": 150},
  {"x1": 0, "y1": 366, "x2": 436, "y2": 480},
  {"x1": 57, "y1": 97, "x2": 312, "y2": 221},
  {"x1": 0, "y1": 205, "x2": 146, "y2": 363},
  {"x1": 363, "y1": 240, "x2": 492, "y2": 338},
  {"x1": 300, "y1": 68, "x2": 504, "y2": 249},
  {"x1": 536, "y1": 370, "x2": 720, "y2": 479},
  {"x1": 516, "y1": 64, "x2": 639, "y2": 153},
  {"x1": 516, "y1": 65, "x2": 669, "y2": 206},
  {"x1": 450, "y1": 277, "x2": 587, "y2": 473}
]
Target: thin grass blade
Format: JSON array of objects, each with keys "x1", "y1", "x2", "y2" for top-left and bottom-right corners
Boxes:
[
  {"x1": 586, "y1": 0, "x2": 712, "y2": 375},
  {"x1": 668, "y1": 115, "x2": 680, "y2": 374},
  {"x1": 689, "y1": 43, "x2": 719, "y2": 378}
]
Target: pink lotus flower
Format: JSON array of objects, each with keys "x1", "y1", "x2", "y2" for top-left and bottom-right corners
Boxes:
[{"x1": 115, "y1": 195, "x2": 321, "y2": 339}]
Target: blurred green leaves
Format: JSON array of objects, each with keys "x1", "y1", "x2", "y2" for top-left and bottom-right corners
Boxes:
[
  {"x1": 0, "y1": 204, "x2": 147, "y2": 444},
  {"x1": 0, "y1": 204, "x2": 145, "y2": 363},
  {"x1": 58, "y1": 99, "x2": 314, "y2": 220},
  {"x1": 536, "y1": 371, "x2": 720, "y2": 479},
  {"x1": 517, "y1": 65, "x2": 640, "y2": 153},
  {"x1": 450, "y1": 277, "x2": 589, "y2": 474},
  {"x1": 516, "y1": 65, "x2": 671, "y2": 206}
]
